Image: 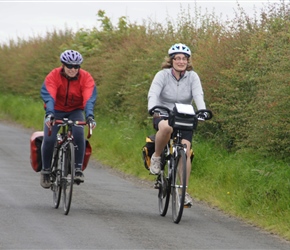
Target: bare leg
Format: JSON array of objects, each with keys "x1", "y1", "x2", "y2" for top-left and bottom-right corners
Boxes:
[
  {"x1": 180, "y1": 139, "x2": 193, "y2": 206},
  {"x1": 154, "y1": 120, "x2": 173, "y2": 157},
  {"x1": 181, "y1": 139, "x2": 191, "y2": 187}
]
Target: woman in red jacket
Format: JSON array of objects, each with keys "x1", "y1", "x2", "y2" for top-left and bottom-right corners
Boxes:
[{"x1": 40, "y1": 50, "x2": 97, "y2": 189}]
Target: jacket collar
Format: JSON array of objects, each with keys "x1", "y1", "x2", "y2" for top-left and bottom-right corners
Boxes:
[{"x1": 171, "y1": 68, "x2": 186, "y2": 80}]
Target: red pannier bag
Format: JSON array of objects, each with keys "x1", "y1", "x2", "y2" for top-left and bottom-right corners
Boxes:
[
  {"x1": 82, "y1": 140, "x2": 92, "y2": 171},
  {"x1": 30, "y1": 131, "x2": 44, "y2": 172},
  {"x1": 30, "y1": 131, "x2": 92, "y2": 172}
]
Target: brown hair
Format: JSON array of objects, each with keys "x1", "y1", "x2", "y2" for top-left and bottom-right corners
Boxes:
[{"x1": 161, "y1": 56, "x2": 193, "y2": 71}]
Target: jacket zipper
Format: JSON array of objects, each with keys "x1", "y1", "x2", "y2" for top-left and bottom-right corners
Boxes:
[
  {"x1": 65, "y1": 79, "x2": 70, "y2": 106},
  {"x1": 175, "y1": 75, "x2": 187, "y2": 103}
]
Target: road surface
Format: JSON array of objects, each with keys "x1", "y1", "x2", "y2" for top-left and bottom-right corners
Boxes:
[{"x1": 0, "y1": 122, "x2": 289, "y2": 249}]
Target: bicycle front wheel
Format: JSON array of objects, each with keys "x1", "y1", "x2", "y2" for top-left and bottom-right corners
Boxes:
[
  {"x1": 171, "y1": 148, "x2": 187, "y2": 224},
  {"x1": 62, "y1": 142, "x2": 75, "y2": 215},
  {"x1": 158, "y1": 167, "x2": 171, "y2": 217},
  {"x1": 51, "y1": 146, "x2": 62, "y2": 209}
]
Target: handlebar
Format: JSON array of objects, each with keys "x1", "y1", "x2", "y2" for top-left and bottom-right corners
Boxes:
[
  {"x1": 149, "y1": 105, "x2": 213, "y2": 121},
  {"x1": 48, "y1": 119, "x2": 93, "y2": 139},
  {"x1": 149, "y1": 105, "x2": 170, "y2": 116}
]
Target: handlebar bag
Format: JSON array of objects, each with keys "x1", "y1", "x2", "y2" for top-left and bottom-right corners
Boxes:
[{"x1": 169, "y1": 103, "x2": 198, "y2": 131}]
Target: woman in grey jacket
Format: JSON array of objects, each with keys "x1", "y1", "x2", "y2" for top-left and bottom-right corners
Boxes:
[{"x1": 147, "y1": 43, "x2": 207, "y2": 206}]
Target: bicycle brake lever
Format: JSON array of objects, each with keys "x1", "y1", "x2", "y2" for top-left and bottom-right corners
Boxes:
[{"x1": 87, "y1": 123, "x2": 92, "y2": 139}]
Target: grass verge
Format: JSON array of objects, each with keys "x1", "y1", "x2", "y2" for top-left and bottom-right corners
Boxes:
[{"x1": 0, "y1": 93, "x2": 289, "y2": 241}]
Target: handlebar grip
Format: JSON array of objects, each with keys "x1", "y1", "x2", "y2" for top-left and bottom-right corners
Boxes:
[{"x1": 149, "y1": 106, "x2": 171, "y2": 116}]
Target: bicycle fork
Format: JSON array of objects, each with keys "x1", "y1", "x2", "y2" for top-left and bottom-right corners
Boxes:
[{"x1": 173, "y1": 147, "x2": 188, "y2": 190}]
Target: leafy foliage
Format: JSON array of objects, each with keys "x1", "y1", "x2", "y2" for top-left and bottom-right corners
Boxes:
[{"x1": 0, "y1": 2, "x2": 289, "y2": 160}]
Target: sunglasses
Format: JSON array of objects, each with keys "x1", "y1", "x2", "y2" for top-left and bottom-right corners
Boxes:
[{"x1": 64, "y1": 64, "x2": 80, "y2": 69}]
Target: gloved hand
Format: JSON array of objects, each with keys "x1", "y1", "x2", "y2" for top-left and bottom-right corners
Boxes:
[
  {"x1": 197, "y1": 112, "x2": 208, "y2": 120},
  {"x1": 153, "y1": 110, "x2": 161, "y2": 118},
  {"x1": 86, "y1": 116, "x2": 96, "y2": 129},
  {"x1": 45, "y1": 113, "x2": 55, "y2": 128}
]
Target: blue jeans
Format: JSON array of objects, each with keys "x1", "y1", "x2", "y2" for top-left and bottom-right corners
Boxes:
[{"x1": 41, "y1": 109, "x2": 85, "y2": 171}]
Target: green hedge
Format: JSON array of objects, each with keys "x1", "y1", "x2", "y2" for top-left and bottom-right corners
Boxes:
[{"x1": 0, "y1": 3, "x2": 289, "y2": 160}]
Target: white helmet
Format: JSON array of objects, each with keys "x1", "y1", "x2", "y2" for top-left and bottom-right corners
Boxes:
[
  {"x1": 168, "y1": 43, "x2": 191, "y2": 57},
  {"x1": 60, "y1": 50, "x2": 83, "y2": 65}
]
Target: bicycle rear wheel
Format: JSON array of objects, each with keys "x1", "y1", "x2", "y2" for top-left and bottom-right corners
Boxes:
[
  {"x1": 171, "y1": 148, "x2": 187, "y2": 224},
  {"x1": 51, "y1": 146, "x2": 62, "y2": 209},
  {"x1": 62, "y1": 142, "x2": 75, "y2": 215}
]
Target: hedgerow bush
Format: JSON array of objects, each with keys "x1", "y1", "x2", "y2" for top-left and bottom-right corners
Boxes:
[{"x1": 0, "y1": 2, "x2": 289, "y2": 160}]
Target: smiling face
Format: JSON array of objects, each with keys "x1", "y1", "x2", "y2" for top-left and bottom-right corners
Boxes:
[
  {"x1": 63, "y1": 64, "x2": 80, "y2": 78},
  {"x1": 172, "y1": 53, "x2": 189, "y2": 72}
]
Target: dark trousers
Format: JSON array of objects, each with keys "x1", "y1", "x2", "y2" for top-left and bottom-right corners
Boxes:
[{"x1": 41, "y1": 109, "x2": 85, "y2": 171}]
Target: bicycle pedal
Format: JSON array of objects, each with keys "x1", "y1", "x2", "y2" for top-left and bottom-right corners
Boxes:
[
  {"x1": 74, "y1": 180, "x2": 83, "y2": 185},
  {"x1": 153, "y1": 180, "x2": 161, "y2": 189},
  {"x1": 184, "y1": 204, "x2": 192, "y2": 208}
]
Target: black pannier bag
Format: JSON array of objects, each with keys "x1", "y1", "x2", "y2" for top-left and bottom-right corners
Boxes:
[
  {"x1": 169, "y1": 103, "x2": 198, "y2": 131},
  {"x1": 142, "y1": 134, "x2": 156, "y2": 170}
]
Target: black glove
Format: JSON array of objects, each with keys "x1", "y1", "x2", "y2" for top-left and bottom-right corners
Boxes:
[
  {"x1": 152, "y1": 110, "x2": 161, "y2": 118},
  {"x1": 197, "y1": 112, "x2": 208, "y2": 120},
  {"x1": 45, "y1": 113, "x2": 55, "y2": 128},
  {"x1": 86, "y1": 116, "x2": 96, "y2": 129}
]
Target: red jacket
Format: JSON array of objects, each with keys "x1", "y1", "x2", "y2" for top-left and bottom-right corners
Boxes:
[{"x1": 41, "y1": 67, "x2": 97, "y2": 118}]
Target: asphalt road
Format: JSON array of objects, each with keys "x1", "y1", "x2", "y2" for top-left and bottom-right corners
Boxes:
[{"x1": 0, "y1": 122, "x2": 289, "y2": 250}]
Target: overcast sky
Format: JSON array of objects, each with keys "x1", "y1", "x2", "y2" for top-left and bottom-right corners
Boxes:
[{"x1": 0, "y1": 1, "x2": 276, "y2": 45}]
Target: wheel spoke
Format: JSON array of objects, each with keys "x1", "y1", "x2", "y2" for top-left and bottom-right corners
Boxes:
[
  {"x1": 172, "y1": 149, "x2": 187, "y2": 224},
  {"x1": 158, "y1": 154, "x2": 170, "y2": 217},
  {"x1": 63, "y1": 143, "x2": 75, "y2": 215},
  {"x1": 52, "y1": 146, "x2": 62, "y2": 209}
]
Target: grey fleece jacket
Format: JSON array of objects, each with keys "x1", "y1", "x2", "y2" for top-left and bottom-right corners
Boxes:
[{"x1": 148, "y1": 68, "x2": 206, "y2": 113}]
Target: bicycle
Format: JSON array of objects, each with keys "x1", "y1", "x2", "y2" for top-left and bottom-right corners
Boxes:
[
  {"x1": 49, "y1": 118, "x2": 92, "y2": 215},
  {"x1": 149, "y1": 104, "x2": 213, "y2": 223}
]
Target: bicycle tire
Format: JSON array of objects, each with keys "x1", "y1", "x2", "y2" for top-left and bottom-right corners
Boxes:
[
  {"x1": 63, "y1": 142, "x2": 75, "y2": 215},
  {"x1": 51, "y1": 146, "x2": 62, "y2": 209},
  {"x1": 158, "y1": 167, "x2": 171, "y2": 216},
  {"x1": 172, "y1": 148, "x2": 187, "y2": 224},
  {"x1": 158, "y1": 147, "x2": 171, "y2": 216}
]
